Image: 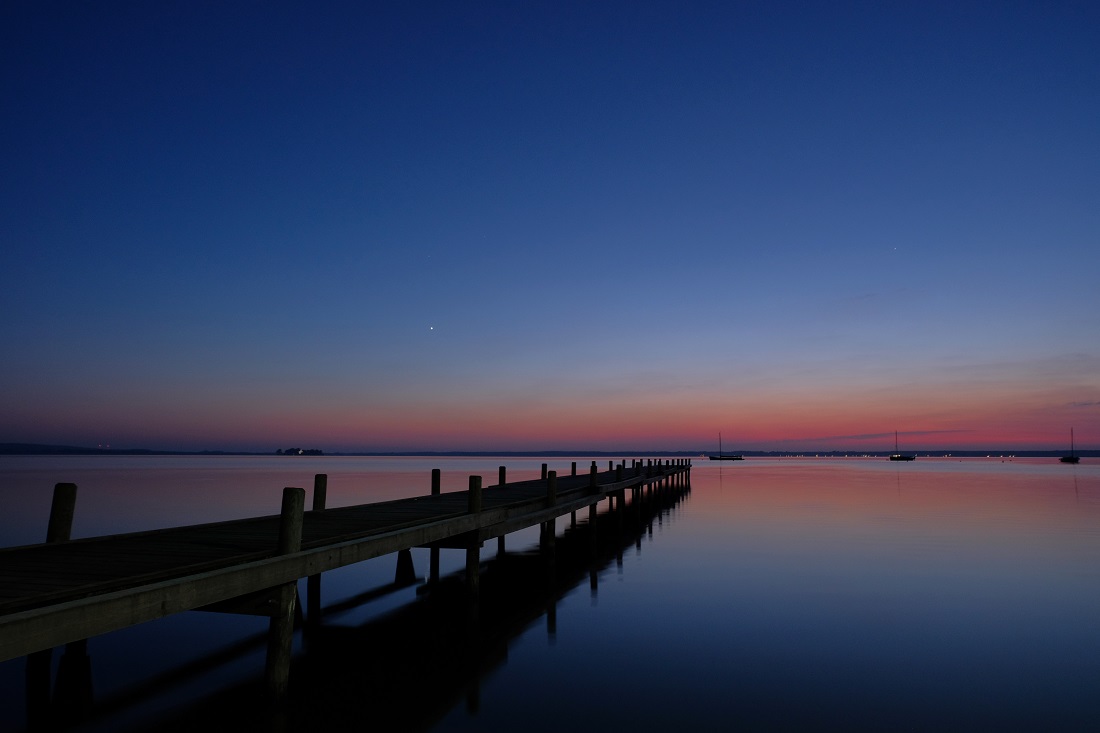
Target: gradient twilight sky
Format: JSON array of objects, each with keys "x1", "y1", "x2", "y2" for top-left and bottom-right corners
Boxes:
[{"x1": 2, "y1": 1, "x2": 1098, "y2": 453}]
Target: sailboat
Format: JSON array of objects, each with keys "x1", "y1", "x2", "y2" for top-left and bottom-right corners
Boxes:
[
  {"x1": 1060, "y1": 428, "x2": 1080, "y2": 464},
  {"x1": 708, "y1": 432, "x2": 743, "y2": 461},
  {"x1": 889, "y1": 431, "x2": 916, "y2": 461}
]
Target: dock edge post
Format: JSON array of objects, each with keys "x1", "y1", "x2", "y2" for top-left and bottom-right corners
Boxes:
[
  {"x1": 27, "y1": 483, "x2": 80, "y2": 728},
  {"x1": 266, "y1": 486, "x2": 305, "y2": 700},
  {"x1": 307, "y1": 475, "x2": 327, "y2": 629},
  {"x1": 466, "y1": 475, "x2": 483, "y2": 601}
]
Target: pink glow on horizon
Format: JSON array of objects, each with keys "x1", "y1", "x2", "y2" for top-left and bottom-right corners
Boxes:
[
  {"x1": 6, "y1": 354, "x2": 1098, "y2": 452},
  {"x1": 12, "y1": 387, "x2": 1094, "y2": 454}
]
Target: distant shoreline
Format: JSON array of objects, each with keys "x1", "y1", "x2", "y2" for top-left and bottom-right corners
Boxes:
[{"x1": 0, "y1": 443, "x2": 1093, "y2": 459}]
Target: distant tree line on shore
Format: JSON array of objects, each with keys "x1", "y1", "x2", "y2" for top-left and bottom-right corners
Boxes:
[{"x1": 276, "y1": 448, "x2": 324, "y2": 456}]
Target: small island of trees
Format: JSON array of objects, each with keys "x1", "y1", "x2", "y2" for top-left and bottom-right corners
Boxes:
[{"x1": 276, "y1": 448, "x2": 324, "y2": 456}]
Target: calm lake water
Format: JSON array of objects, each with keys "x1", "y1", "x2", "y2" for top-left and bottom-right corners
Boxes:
[{"x1": 2, "y1": 455, "x2": 1099, "y2": 732}]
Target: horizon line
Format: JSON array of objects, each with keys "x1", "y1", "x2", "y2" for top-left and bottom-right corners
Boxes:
[{"x1": 0, "y1": 443, "x2": 1094, "y2": 458}]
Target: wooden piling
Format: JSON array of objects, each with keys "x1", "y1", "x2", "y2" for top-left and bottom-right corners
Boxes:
[
  {"x1": 588, "y1": 503, "x2": 598, "y2": 549},
  {"x1": 498, "y1": 466, "x2": 506, "y2": 486},
  {"x1": 311, "y1": 474, "x2": 327, "y2": 512},
  {"x1": 467, "y1": 475, "x2": 482, "y2": 515},
  {"x1": 541, "y1": 463, "x2": 548, "y2": 480},
  {"x1": 307, "y1": 475, "x2": 327, "y2": 628},
  {"x1": 265, "y1": 486, "x2": 305, "y2": 700},
  {"x1": 53, "y1": 639, "x2": 92, "y2": 726},
  {"x1": 466, "y1": 475, "x2": 482, "y2": 599},
  {"x1": 542, "y1": 471, "x2": 558, "y2": 553},
  {"x1": 395, "y1": 549, "x2": 416, "y2": 585},
  {"x1": 541, "y1": 517, "x2": 555, "y2": 551},
  {"x1": 466, "y1": 541, "x2": 480, "y2": 593},
  {"x1": 25, "y1": 647, "x2": 51, "y2": 729},
  {"x1": 46, "y1": 483, "x2": 77, "y2": 543},
  {"x1": 27, "y1": 483, "x2": 79, "y2": 728},
  {"x1": 430, "y1": 469, "x2": 441, "y2": 582}
]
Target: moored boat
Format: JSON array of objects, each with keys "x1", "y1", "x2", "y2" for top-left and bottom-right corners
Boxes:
[
  {"x1": 708, "y1": 432, "x2": 743, "y2": 461},
  {"x1": 1060, "y1": 428, "x2": 1080, "y2": 464},
  {"x1": 889, "y1": 430, "x2": 916, "y2": 461}
]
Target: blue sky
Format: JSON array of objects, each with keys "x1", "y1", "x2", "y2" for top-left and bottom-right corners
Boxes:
[{"x1": 2, "y1": 1, "x2": 1098, "y2": 452}]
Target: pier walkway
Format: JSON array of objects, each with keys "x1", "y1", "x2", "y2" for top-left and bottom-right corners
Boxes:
[{"x1": 0, "y1": 459, "x2": 691, "y2": 667}]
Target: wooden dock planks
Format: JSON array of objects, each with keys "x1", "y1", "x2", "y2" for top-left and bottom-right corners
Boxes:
[{"x1": 0, "y1": 462, "x2": 690, "y2": 662}]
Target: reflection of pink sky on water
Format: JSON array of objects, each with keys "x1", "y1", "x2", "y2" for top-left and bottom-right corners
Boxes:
[
  {"x1": 681, "y1": 458, "x2": 1100, "y2": 619},
  {"x1": 697, "y1": 457, "x2": 1100, "y2": 526}
]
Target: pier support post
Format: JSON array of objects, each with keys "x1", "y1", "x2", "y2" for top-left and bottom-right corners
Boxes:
[
  {"x1": 430, "y1": 469, "x2": 441, "y2": 583},
  {"x1": 541, "y1": 471, "x2": 558, "y2": 552},
  {"x1": 467, "y1": 474, "x2": 482, "y2": 515},
  {"x1": 588, "y1": 503, "x2": 598, "y2": 549},
  {"x1": 541, "y1": 516, "x2": 556, "y2": 552},
  {"x1": 465, "y1": 541, "x2": 481, "y2": 602},
  {"x1": 312, "y1": 473, "x2": 327, "y2": 511},
  {"x1": 53, "y1": 640, "x2": 92, "y2": 727},
  {"x1": 395, "y1": 548, "x2": 416, "y2": 585},
  {"x1": 46, "y1": 482, "x2": 77, "y2": 544},
  {"x1": 547, "y1": 597, "x2": 557, "y2": 643},
  {"x1": 266, "y1": 486, "x2": 305, "y2": 700},
  {"x1": 466, "y1": 476, "x2": 482, "y2": 600},
  {"x1": 495, "y1": 470, "x2": 507, "y2": 555},
  {"x1": 307, "y1": 475, "x2": 327, "y2": 629},
  {"x1": 25, "y1": 649, "x2": 51, "y2": 730},
  {"x1": 27, "y1": 483, "x2": 81, "y2": 730},
  {"x1": 496, "y1": 469, "x2": 506, "y2": 556}
]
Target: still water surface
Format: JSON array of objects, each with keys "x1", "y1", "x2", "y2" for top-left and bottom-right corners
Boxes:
[{"x1": 1, "y1": 456, "x2": 1098, "y2": 731}]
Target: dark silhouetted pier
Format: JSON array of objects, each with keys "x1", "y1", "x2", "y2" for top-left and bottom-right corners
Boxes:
[{"x1": 0, "y1": 458, "x2": 690, "y2": 724}]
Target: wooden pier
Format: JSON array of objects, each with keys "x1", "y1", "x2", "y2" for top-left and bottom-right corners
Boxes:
[{"x1": 0, "y1": 458, "x2": 691, "y2": 710}]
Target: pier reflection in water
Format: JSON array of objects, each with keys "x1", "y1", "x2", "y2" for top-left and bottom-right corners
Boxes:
[{"x1": 61, "y1": 471, "x2": 689, "y2": 733}]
